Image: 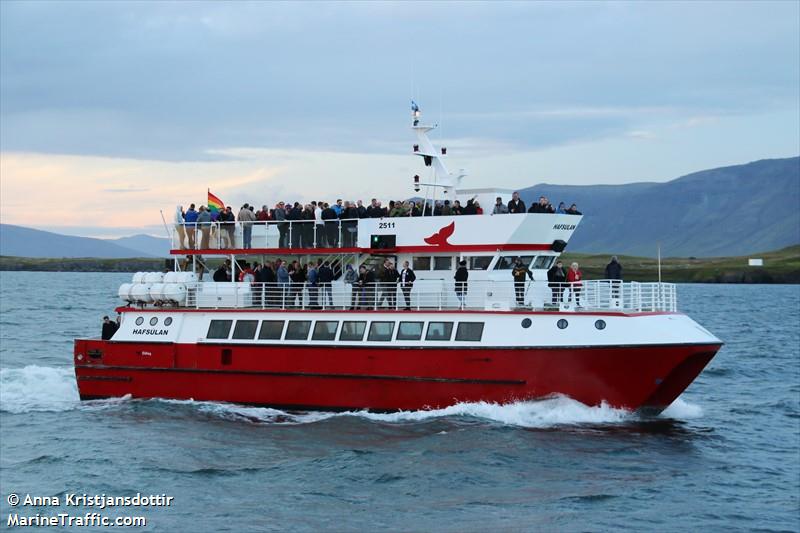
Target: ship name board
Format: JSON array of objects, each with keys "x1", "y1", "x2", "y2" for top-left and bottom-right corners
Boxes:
[
  {"x1": 553, "y1": 224, "x2": 576, "y2": 230},
  {"x1": 132, "y1": 328, "x2": 169, "y2": 336}
]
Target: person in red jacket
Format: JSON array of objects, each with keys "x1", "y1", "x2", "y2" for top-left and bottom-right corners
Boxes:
[{"x1": 567, "y1": 262, "x2": 583, "y2": 307}]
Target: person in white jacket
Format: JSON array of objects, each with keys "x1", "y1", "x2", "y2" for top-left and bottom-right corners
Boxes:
[{"x1": 174, "y1": 205, "x2": 186, "y2": 249}]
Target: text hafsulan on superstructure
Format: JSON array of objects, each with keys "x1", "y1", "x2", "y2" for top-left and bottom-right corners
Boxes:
[{"x1": 73, "y1": 104, "x2": 722, "y2": 414}]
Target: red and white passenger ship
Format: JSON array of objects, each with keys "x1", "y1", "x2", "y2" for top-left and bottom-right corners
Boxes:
[{"x1": 73, "y1": 105, "x2": 722, "y2": 414}]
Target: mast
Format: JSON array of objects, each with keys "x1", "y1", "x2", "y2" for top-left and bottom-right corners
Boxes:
[{"x1": 411, "y1": 101, "x2": 465, "y2": 212}]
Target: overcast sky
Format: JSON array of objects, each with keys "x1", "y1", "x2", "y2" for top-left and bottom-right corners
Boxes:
[{"x1": 1, "y1": 1, "x2": 798, "y2": 237}]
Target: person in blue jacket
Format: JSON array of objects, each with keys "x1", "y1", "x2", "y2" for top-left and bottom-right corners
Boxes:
[{"x1": 183, "y1": 204, "x2": 198, "y2": 249}]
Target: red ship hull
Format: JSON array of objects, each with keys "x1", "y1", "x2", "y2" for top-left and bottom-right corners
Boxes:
[{"x1": 73, "y1": 339, "x2": 720, "y2": 413}]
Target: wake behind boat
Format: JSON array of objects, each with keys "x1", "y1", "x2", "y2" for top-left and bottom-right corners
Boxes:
[{"x1": 73, "y1": 104, "x2": 722, "y2": 414}]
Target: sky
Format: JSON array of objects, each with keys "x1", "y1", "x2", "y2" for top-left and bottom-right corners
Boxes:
[{"x1": 1, "y1": 1, "x2": 798, "y2": 238}]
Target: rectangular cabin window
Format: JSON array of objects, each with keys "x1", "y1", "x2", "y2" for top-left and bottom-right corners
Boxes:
[
  {"x1": 455, "y1": 322, "x2": 484, "y2": 342},
  {"x1": 285, "y1": 321, "x2": 312, "y2": 340},
  {"x1": 312, "y1": 321, "x2": 339, "y2": 341},
  {"x1": 397, "y1": 321, "x2": 424, "y2": 341},
  {"x1": 207, "y1": 320, "x2": 233, "y2": 339},
  {"x1": 367, "y1": 321, "x2": 395, "y2": 341},
  {"x1": 340, "y1": 321, "x2": 366, "y2": 341},
  {"x1": 426, "y1": 322, "x2": 453, "y2": 341},
  {"x1": 412, "y1": 257, "x2": 431, "y2": 271},
  {"x1": 495, "y1": 255, "x2": 535, "y2": 270},
  {"x1": 532, "y1": 256, "x2": 555, "y2": 270},
  {"x1": 467, "y1": 256, "x2": 493, "y2": 270},
  {"x1": 258, "y1": 320, "x2": 284, "y2": 340},
  {"x1": 433, "y1": 256, "x2": 452, "y2": 271},
  {"x1": 232, "y1": 320, "x2": 259, "y2": 340}
]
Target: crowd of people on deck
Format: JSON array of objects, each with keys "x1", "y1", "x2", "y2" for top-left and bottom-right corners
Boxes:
[
  {"x1": 188, "y1": 255, "x2": 622, "y2": 311},
  {"x1": 496, "y1": 192, "x2": 582, "y2": 215},
  {"x1": 206, "y1": 257, "x2": 422, "y2": 311},
  {"x1": 173, "y1": 192, "x2": 582, "y2": 250},
  {"x1": 103, "y1": 256, "x2": 624, "y2": 337}
]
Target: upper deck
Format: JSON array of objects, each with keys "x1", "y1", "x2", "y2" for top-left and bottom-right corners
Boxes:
[{"x1": 170, "y1": 212, "x2": 582, "y2": 256}]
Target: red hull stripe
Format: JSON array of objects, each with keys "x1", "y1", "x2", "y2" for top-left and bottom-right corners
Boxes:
[
  {"x1": 77, "y1": 365, "x2": 526, "y2": 385},
  {"x1": 171, "y1": 243, "x2": 553, "y2": 256}
]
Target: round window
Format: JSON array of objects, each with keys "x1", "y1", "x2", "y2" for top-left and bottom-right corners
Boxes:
[
  {"x1": 164, "y1": 317, "x2": 173, "y2": 326},
  {"x1": 595, "y1": 319, "x2": 606, "y2": 330},
  {"x1": 135, "y1": 317, "x2": 144, "y2": 326},
  {"x1": 149, "y1": 317, "x2": 158, "y2": 326},
  {"x1": 557, "y1": 319, "x2": 568, "y2": 330},
  {"x1": 521, "y1": 318, "x2": 532, "y2": 329}
]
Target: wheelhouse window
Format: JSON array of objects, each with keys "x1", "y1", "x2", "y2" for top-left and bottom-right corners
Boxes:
[
  {"x1": 367, "y1": 321, "x2": 395, "y2": 341},
  {"x1": 495, "y1": 256, "x2": 535, "y2": 270},
  {"x1": 412, "y1": 257, "x2": 431, "y2": 271},
  {"x1": 340, "y1": 321, "x2": 366, "y2": 341},
  {"x1": 432, "y1": 256, "x2": 453, "y2": 271},
  {"x1": 532, "y1": 256, "x2": 554, "y2": 270},
  {"x1": 258, "y1": 320, "x2": 284, "y2": 340},
  {"x1": 455, "y1": 322, "x2": 484, "y2": 341},
  {"x1": 426, "y1": 322, "x2": 453, "y2": 341},
  {"x1": 207, "y1": 320, "x2": 233, "y2": 339},
  {"x1": 397, "y1": 321, "x2": 424, "y2": 341},
  {"x1": 232, "y1": 320, "x2": 259, "y2": 340},
  {"x1": 312, "y1": 321, "x2": 339, "y2": 341},
  {"x1": 467, "y1": 256, "x2": 493, "y2": 270},
  {"x1": 285, "y1": 321, "x2": 312, "y2": 340}
]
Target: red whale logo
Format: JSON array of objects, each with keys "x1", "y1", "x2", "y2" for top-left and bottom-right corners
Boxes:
[{"x1": 424, "y1": 221, "x2": 455, "y2": 246}]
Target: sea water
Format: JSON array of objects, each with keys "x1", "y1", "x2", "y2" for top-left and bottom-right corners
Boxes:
[{"x1": 0, "y1": 272, "x2": 798, "y2": 532}]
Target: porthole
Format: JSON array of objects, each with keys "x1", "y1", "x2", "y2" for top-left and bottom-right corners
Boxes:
[
  {"x1": 594, "y1": 319, "x2": 606, "y2": 330},
  {"x1": 135, "y1": 317, "x2": 144, "y2": 326},
  {"x1": 164, "y1": 317, "x2": 173, "y2": 326},
  {"x1": 521, "y1": 318, "x2": 532, "y2": 329},
  {"x1": 149, "y1": 317, "x2": 158, "y2": 326},
  {"x1": 557, "y1": 319, "x2": 568, "y2": 330}
]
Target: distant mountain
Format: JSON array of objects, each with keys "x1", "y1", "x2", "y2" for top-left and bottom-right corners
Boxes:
[
  {"x1": 0, "y1": 225, "x2": 158, "y2": 258},
  {"x1": 108, "y1": 234, "x2": 170, "y2": 257},
  {"x1": 520, "y1": 157, "x2": 800, "y2": 257}
]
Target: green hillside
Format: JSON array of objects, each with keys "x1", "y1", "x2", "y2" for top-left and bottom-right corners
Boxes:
[{"x1": 560, "y1": 245, "x2": 800, "y2": 283}]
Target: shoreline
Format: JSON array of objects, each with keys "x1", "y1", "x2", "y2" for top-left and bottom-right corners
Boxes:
[{"x1": 1, "y1": 245, "x2": 798, "y2": 283}]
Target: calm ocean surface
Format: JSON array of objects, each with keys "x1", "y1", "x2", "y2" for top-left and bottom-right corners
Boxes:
[{"x1": 0, "y1": 272, "x2": 798, "y2": 532}]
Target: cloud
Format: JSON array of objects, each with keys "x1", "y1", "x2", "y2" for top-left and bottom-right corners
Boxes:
[
  {"x1": 102, "y1": 187, "x2": 151, "y2": 193},
  {"x1": 1, "y1": 1, "x2": 797, "y2": 161}
]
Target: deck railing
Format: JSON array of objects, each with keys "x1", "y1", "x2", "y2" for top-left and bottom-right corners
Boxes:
[
  {"x1": 172, "y1": 219, "x2": 363, "y2": 250},
  {"x1": 134, "y1": 280, "x2": 677, "y2": 313}
]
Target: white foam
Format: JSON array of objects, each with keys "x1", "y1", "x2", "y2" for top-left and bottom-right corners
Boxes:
[
  {"x1": 0, "y1": 366, "x2": 80, "y2": 414},
  {"x1": 660, "y1": 397, "x2": 704, "y2": 419},
  {"x1": 337, "y1": 397, "x2": 632, "y2": 427},
  {"x1": 168, "y1": 395, "x2": 633, "y2": 428}
]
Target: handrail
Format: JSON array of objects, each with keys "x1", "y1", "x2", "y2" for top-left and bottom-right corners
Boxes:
[
  {"x1": 173, "y1": 218, "x2": 365, "y2": 251},
  {"x1": 129, "y1": 279, "x2": 678, "y2": 313}
]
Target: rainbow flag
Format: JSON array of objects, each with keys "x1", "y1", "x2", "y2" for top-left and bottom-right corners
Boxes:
[{"x1": 208, "y1": 190, "x2": 225, "y2": 214}]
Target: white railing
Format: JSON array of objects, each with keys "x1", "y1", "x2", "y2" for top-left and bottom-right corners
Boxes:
[
  {"x1": 171, "y1": 219, "x2": 363, "y2": 250},
  {"x1": 139, "y1": 280, "x2": 677, "y2": 313}
]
